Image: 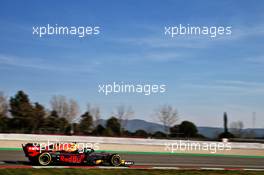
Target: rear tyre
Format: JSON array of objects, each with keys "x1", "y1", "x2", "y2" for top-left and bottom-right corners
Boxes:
[
  {"x1": 38, "y1": 152, "x2": 52, "y2": 166},
  {"x1": 110, "y1": 154, "x2": 121, "y2": 166}
]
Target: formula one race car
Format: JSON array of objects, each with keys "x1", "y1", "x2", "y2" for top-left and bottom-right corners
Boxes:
[{"x1": 22, "y1": 143, "x2": 134, "y2": 166}]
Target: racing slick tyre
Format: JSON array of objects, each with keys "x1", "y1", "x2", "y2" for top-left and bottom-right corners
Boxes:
[
  {"x1": 110, "y1": 154, "x2": 121, "y2": 166},
  {"x1": 38, "y1": 152, "x2": 52, "y2": 166}
]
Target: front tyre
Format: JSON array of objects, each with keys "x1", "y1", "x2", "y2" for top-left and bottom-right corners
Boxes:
[
  {"x1": 110, "y1": 154, "x2": 121, "y2": 166},
  {"x1": 38, "y1": 152, "x2": 52, "y2": 166}
]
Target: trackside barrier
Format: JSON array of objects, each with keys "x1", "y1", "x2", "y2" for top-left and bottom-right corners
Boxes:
[{"x1": 0, "y1": 134, "x2": 263, "y2": 150}]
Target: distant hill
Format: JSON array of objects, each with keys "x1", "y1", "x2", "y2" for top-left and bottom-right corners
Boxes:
[
  {"x1": 97, "y1": 119, "x2": 264, "y2": 139},
  {"x1": 197, "y1": 127, "x2": 223, "y2": 138},
  {"x1": 97, "y1": 119, "x2": 168, "y2": 133}
]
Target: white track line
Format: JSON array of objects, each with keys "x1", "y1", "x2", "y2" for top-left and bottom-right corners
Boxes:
[
  {"x1": 29, "y1": 166, "x2": 264, "y2": 171},
  {"x1": 200, "y1": 168, "x2": 225, "y2": 170},
  {"x1": 244, "y1": 169, "x2": 264, "y2": 171},
  {"x1": 98, "y1": 166, "x2": 128, "y2": 169},
  {"x1": 33, "y1": 166, "x2": 68, "y2": 169},
  {"x1": 153, "y1": 167, "x2": 181, "y2": 170}
]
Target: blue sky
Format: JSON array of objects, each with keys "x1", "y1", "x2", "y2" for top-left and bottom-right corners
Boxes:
[{"x1": 0, "y1": 0, "x2": 264, "y2": 128}]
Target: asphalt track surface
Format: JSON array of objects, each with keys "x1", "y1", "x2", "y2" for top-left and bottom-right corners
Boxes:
[{"x1": 0, "y1": 150, "x2": 264, "y2": 169}]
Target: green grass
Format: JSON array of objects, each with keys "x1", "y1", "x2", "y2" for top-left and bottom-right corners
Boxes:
[{"x1": 0, "y1": 169, "x2": 264, "y2": 175}]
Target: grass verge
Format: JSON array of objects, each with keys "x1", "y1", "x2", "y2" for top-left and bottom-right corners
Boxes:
[{"x1": 1, "y1": 169, "x2": 264, "y2": 175}]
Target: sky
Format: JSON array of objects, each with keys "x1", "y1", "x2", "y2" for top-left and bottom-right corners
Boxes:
[{"x1": 0, "y1": 0, "x2": 264, "y2": 128}]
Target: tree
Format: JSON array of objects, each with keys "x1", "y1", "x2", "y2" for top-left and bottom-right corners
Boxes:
[
  {"x1": 42, "y1": 110, "x2": 69, "y2": 134},
  {"x1": 43, "y1": 110, "x2": 62, "y2": 133},
  {"x1": 169, "y1": 125, "x2": 180, "y2": 138},
  {"x1": 9, "y1": 91, "x2": 36, "y2": 132},
  {"x1": 230, "y1": 121, "x2": 244, "y2": 137},
  {"x1": 87, "y1": 103, "x2": 101, "y2": 127},
  {"x1": 0, "y1": 91, "x2": 8, "y2": 117},
  {"x1": 92, "y1": 124, "x2": 105, "y2": 136},
  {"x1": 32, "y1": 102, "x2": 46, "y2": 133},
  {"x1": 218, "y1": 112, "x2": 234, "y2": 139},
  {"x1": 72, "y1": 123, "x2": 80, "y2": 135},
  {"x1": 58, "y1": 117, "x2": 70, "y2": 134},
  {"x1": 50, "y1": 96, "x2": 79, "y2": 134},
  {"x1": 106, "y1": 117, "x2": 121, "y2": 136},
  {"x1": 50, "y1": 95, "x2": 79, "y2": 123},
  {"x1": 113, "y1": 105, "x2": 134, "y2": 133},
  {"x1": 104, "y1": 127, "x2": 114, "y2": 136},
  {"x1": 9, "y1": 91, "x2": 47, "y2": 133},
  {"x1": 79, "y1": 112, "x2": 93, "y2": 135},
  {"x1": 122, "y1": 130, "x2": 133, "y2": 137},
  {"x1": 0, "y1": 92, "x2": 9, "y2": 132},
  {"x1": 156, "y1": 105, "x2": 178, "y2": 136},
  {"x1": 152, "y1": 131, "x2": 166, "y2": 139},
  {"x1": 133, "y1": 129, "x2": 149, "y2": 138},
  {"x1": 178, "y1": 121, "x2": 198, "y2": 138},
  {"x1": 224, "y1": 112, "x2": 228, "y2": 134},
  {"x1": 68, "y1": 99, "x2": 79, "y2": 123},
  {"x1": 50, "y1": 95, "x2": 67, "y2": 118},
  {"x1": 0, "y1": 115, "x2": 8, "y2": 132}
]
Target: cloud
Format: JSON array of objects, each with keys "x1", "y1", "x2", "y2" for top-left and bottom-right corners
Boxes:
[
  {"x1": 244, "y1": 55, "x2": 264, "y2": 64},
  {"x1": 233, "y1": 24, "x2": 264, "y2": 39},
  {"x1": 115, "y1": 36, "x2": 210, "y2": 49},
  {"x1": 0, "y1": 54, "x2": 99, "y2": 73},
  {"x1": 183, "y1": 80, "x2": 264, "y2": 96},
  {"x1": 143, "y1": 52, "x2": 188, "y2": 62}
]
